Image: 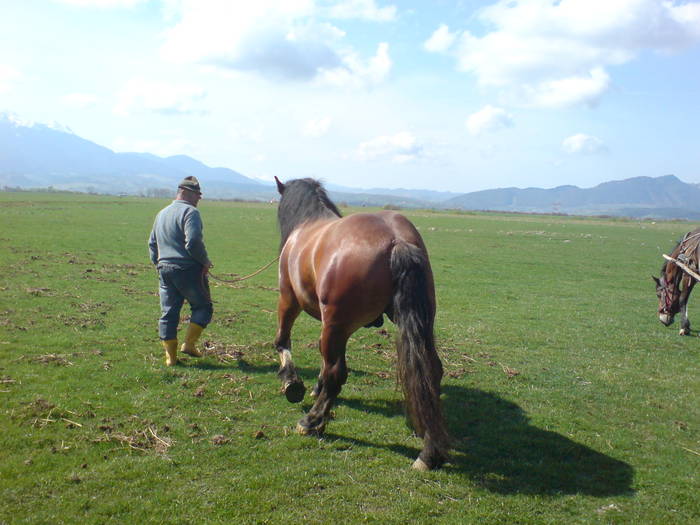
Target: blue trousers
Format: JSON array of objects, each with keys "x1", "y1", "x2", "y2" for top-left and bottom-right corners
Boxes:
[{"x1": 158, "y1": 263, "x2": 213, "y2": 340}]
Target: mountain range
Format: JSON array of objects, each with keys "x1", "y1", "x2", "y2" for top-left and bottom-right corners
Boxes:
[{"x1": 1, "y1": 112, "x2": 698, "y2": 220}]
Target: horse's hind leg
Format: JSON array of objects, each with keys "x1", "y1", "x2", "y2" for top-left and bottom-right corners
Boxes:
[
  {"x1": 311, "y1": 363, "x2": 324, "y2": 398},
  {"x1": 275, "y1": 294, "x2": 306, "y2": 403},
  {"x1": 297, "y1": 324, "x2": 349, "y2": 435}
]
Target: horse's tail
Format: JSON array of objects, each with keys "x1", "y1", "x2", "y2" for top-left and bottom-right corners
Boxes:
[{"x1": 390, "y1": 241, "x2": 449, "y2": 466}]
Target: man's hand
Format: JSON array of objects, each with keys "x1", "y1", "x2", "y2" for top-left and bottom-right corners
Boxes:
[{"x1": 203, "y1": 261, "x2": 213, "y2": 275}]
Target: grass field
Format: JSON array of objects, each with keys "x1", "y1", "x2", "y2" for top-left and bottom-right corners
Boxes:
[{"x1": 1, "y1": 191, "x2": 698, "y2": 524}]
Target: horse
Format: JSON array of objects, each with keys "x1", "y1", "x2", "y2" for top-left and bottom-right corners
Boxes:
[
  {"x1": 653, "y1": 228, "x2": 700, "y2": 335},
  {"x1": 272, "y1": 176, "x2": 449, "y2": 470}
]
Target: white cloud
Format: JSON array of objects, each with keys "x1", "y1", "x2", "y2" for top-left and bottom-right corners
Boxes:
[
  {"x1": 521, "y1": 67, "x2": 610, "y2": 109},
  {"x1": 431, "y1": 0, "x2": 700, "y2": 107},
  {"x1": 562, "y1": 133, "x2": 608, "y2": 154},
  {"x1": 316, "y1": 42, "x2": 392, "y2": 88},
  {"x1": 161, "y1": 1, "x2": 335, "y2": 80},
  {"x1": 424, "y1": 24, "x2": 457, "y2": 53},
  {"x1": 0, "y1": 65, "x2": 21, "y2": 94},
  {"x1": 355, "y1": 132, "x2": 425, "y2": 163},
  {"x1": 114, "y1": 78, "x2": 206, "y2": 116},
  {"x1": 52, "y1": 0, "x2": 146, "y2": 7},
  {"x1": 228, "y1": 125, "x2": 265, "y2": 144},
  {"x1": 160, "y1": 0, "x2": 392, "y2": 85},
  {"x1": 466, "y1": 105, "x2": 514, "y2": 136},
  {"x1": 62, "y1": 92, "x2": 99, "y2": 109},
  {"x1": 112, "y1": 135, "x2": 194, "y2": 156},
  {"x1": 325, "y1": 0, "x2": 397, "y2": 21},
  {"x1": 302, "y1": 116, "x2": 332, "y2": 137}
]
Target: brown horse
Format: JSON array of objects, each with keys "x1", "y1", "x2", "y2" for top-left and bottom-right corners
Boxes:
[
  {"x1": 272, "y1": 177, "x2": 449, "y2": 470},
  {"x1": 653, "y1": 228, "x2": 700, "y2": 335}
]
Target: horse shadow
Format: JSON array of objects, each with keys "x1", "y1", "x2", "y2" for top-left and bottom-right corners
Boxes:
[
  {"x1": 183, "y1": 356, "x2": 634, "y2": 496},
  {"x1": 185, "y1": 358, "x2": 372, "y2": 380},
  {"x1": 183, "y1": 358, "x2": 277, "y2": 373},
  {"x1": 332, "y1": 385, "x2": 634, "y2": 497}
]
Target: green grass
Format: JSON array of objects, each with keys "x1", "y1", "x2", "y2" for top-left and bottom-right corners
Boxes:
[{"x1": 1, "y1": 191, "x2": 698, "y2": 524}]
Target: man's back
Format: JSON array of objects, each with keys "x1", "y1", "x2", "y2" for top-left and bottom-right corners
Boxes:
[{"x1": 149, "y1": 199, "x2": 209, "y2": 267}]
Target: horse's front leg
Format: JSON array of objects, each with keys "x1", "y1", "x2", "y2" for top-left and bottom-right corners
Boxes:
[
  {"x1": 275, "y1": 293, "x2": 306, "y2": 403},
  {"x1": 297, "y1": 324, "x2": 349, "y2": 435},
  {"x1": 679, "y1": 279, "x2": 695, "y2": 335}
]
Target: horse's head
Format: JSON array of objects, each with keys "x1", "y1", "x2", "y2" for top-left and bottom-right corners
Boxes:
[
  {"x1": 274, "y1": 176, "x2": 342, "y2": 252},
  {"x1": 653, "y1": 269, "x2": 680, "y2": 326}
]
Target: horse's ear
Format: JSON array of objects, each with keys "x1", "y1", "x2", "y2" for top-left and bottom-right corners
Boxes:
[
  {"x1": 652, "y1": 275, "x2": 661, "y2": 286},
  {"x1": 274, "y1": 176, "x2": 285, "y2": 195}
]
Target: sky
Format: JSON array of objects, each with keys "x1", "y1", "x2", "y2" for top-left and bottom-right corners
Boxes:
[{"x1": 1, "y1": 0, "x2": 699, "y2": 193}]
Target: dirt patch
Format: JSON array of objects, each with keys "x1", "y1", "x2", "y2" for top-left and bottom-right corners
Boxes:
[
  {"x1": 15, "y1": 398, "x2": 88, "y2": 430},
  {"x1": 1, "y1": 376, "x2": 19, "y2": 386},
  {"x1": 92, "y1": 415, "x2": 174, "y2": 454},
  {"x1": 30, "y1": 354, "x2": 74, "y2": 366},
  {"x1": 56, "y1": 313, "x2": 106, "y2": 329},
  {"x1": 94, "y1": 425, "x2": 173, "y2": 454},
  {"x1": 26, "y1": 287, "x2": 54, "y2": 297},
  {"x1": 19, "y1": 398, "x2": 56, "y2": 418},
  {"x1": 217, "y1": 315, "x2": 238, "y2": 327},
  {"x1": 202, "y1": 341, "x2": 247, "y2": 363},
  {"x1": 446, "y1": 368, "x2": 474, "y2": 379},
  {"x1": 0, "y1": 315, "x2": 28, "y2": 332},
  {"x1": 72, "y1": 301, "x2": 111, "y2": 314},
  {"x1": 211, "y1": 434, "x2": 230, "y2": 445}
]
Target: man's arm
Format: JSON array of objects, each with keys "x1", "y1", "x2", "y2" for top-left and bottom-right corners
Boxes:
[
  {"x1": 148, "y1": 223, "x2": 159, "y2": 266},
  {"x1": 183, "y1": 209, "x2": 212, "y2": 267}
]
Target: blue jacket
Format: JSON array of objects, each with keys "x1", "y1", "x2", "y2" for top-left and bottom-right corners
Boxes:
[{"x1": 148, "y1": 200, "x2": 211, "y2": 268}]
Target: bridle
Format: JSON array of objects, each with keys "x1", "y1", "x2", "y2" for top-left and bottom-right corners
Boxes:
[{"x1": 657, "y1": 275, "x2": 676, "y2": 314}]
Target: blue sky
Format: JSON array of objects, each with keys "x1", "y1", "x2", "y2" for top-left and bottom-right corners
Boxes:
[{"x1": 1, "y1": 0, "x2": 699, "y2": 192}]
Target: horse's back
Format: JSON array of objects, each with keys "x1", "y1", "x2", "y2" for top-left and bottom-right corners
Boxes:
[
  {"x1": 326, "y1": 210, "x2": 425, "y2": 249},
  {"x1": 286, "y1": 211, "x2": 427, "y2": 329},
  {"x1": 320, "y1": 211, "x2": 427, "y2": 273},
  {"x1": 672, "y1": 227, "x2": 700, "y2": 259}
]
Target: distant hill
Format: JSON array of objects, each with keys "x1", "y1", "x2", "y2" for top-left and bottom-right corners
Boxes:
[
  {"x1": 325, "y1": 183, "x2": 460, "y2": 204},
  {"x1": 442, "y1": 175, "x2": 700, "y2": 220},
  {"x1": 0, "y1": 112, "x2": 263, "y2": 198},
  {"x1": 1, "y1": 112, "x2": 698, "y2": 219}
]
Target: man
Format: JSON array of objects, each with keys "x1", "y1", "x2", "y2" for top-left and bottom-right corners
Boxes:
[{"x1": 148, "y1": 176, "x2": 213, "y2": 366}]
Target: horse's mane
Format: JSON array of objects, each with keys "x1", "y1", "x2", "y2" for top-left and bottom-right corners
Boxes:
[
  {"x1": 661, "y1": 238, "x2": 683, "y2": 277},
  {"x1": 277, "y1": 178, "x2": 342, "y2": 251}
]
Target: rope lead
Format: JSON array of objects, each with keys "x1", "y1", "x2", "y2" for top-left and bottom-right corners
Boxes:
[{"x1": 208, "y1": 256, "x2": 280, "y2": 285}]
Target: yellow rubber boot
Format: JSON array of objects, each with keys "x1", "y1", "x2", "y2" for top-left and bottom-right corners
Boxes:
[
  {"x1": 181, "y1": 322, "x2": 204, "y2": 357},
  {"x1": 162, "y1": 339, "x2": 178, "y2": 366}
]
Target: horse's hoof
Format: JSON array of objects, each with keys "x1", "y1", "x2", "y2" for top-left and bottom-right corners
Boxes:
[
  {"x1": 412, "y1": 458, "x2": 430, "y2": 471},
  {"x1": 284, "y1": 381, "x2": 306, "y2": 403},
  {"x1": 296, "y1": 421, "x2": 325, "y2": 436},
  {"x1": 680, "y1": 328, "x2": 690, "y2": 336}
]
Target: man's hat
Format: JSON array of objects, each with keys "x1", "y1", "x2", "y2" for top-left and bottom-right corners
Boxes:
[{"x1": 178, "y1": 176, "x2": 201, "y2": 194}]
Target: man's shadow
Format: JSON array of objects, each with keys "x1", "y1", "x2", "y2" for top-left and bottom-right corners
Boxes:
[{"x1": 337, "y1": 384, "x2": 634, "y2": 497}]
